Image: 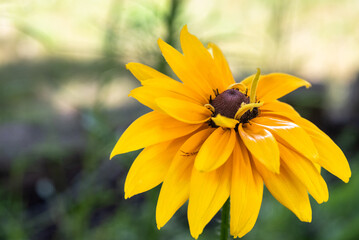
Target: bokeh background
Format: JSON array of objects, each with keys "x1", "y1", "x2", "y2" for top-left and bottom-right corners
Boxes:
[{"x1": 1, "y1": 0, "x2": 359, "y2": 239}]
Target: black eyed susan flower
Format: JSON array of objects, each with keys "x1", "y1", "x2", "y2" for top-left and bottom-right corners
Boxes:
[{"x1": 111, "y1": 25, "x2": 351, "y2": 239}]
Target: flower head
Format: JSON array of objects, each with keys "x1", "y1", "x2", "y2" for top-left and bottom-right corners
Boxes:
[{"x1": 111, "y1": 25, "x2": 351, "y2": 239}]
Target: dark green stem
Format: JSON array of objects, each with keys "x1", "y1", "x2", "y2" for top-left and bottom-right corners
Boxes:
[
  {"x1": 157, "y1": 0, "x2": 181, "y2": 73},
  {"x1": 220, "y1": 199, "x2": 230, "y2": 240}
]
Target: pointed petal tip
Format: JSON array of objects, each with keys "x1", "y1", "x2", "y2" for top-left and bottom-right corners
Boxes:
[
  {"x1": 323, "y1": 189, "x2": 329, "y2": 203},
  {"x1": 124, "y1": 185, "x2": 132, "y2": 199},
  {"x1": 157, "y1": 38, "x2": 177, "y2": 56},
  {"x1": 324, "y1": 196, "x2": 329, "y2": 203},
  {"x1": 110, "y1": 145, "x2": 125, "y2": 159},
  {"x1": 124, "y1": 188, "x2": 136, "y2": 199},
  {"x1": 190, "y1": 231, "x2": 200, "y2": 240},
  {"x1": 230, "y1": 224, "x2": 256, "y2": 238},
  {"x1": 231, "y1": 232, "x2": 245, "y2": 239},
  {"x1": 312, "y1": 186, "x2": 329, "y2": 204},
  {"x1": 301, "y1": 80, "x2": 311, "y2": 89},
  {"x1": 157, "y1": 38, "x2": 165, "y2": 47},
  {"x1": 156, "y1": 217, "x2": 164, "y2": 230},
  {"x1": 180, "y1": 25, "x2": 190, "y2": 37},
  {"x1": 262, "y1": 157, "x2": 281, "y2": 174},
  {"x1": 342, "y1": 175, "x2": 351, "y2": 183},
  {"x1": 260, "y1": 154, "x2": 280, "y2": 174},
  {"x1": 156, "y1": 211, "x2": 170, "y2": 230},
  {"x1": 344, "y1": 168, "x2": 352, "y2": 183},
  {"x1": 299, "y1": 213, "x2": 312, "y2": 223},
  {"x1": 324, "y1": 191, "x2": 329, "y2": 202},
  {"x1": 125, "y1": 62, "x2": 134, "y2": 70},
  {"x1": 326, "y1": 158, "x2": 351, "y2": 183},
  {"x1": 109, "y1": 151, "x2": 116, "y2": 160}
]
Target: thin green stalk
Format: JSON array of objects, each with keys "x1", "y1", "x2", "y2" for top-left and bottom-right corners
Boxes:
[
  {"x1": 220, "y1": 199, "x2": 230, "y2": 240},
  {"x1": 157, "y1": 0, "x2": 181, "y2": 73}
]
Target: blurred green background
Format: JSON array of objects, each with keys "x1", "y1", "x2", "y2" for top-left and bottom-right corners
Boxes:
[{"x1": 0, "y1": 0, "x2": 358, "y2": 239}]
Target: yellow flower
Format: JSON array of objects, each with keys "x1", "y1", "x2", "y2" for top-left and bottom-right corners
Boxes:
[{"x1": 111, "y1": 26, "x2": 351, "y2": 239}]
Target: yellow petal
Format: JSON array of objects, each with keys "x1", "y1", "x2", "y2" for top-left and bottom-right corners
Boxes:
[
  {"x1": 141, "y1": 77, "x2": 205, "y2": 104},
  {"x1": 156, "y1": 128, "x2": 214, "y2": 229},
  {"x1": 255, "y1": 160, "x2": 312, "y2": 222},
  {"x1": 156, "y1": 97, "x2": 212, "y2": 124},
  {"x1": 240, "y1": 73, "x2": 311, "y2": 102},
  {"x1": 260, "y1": 101, "x2": 301, "y2": 118},
  {"x1": 195, "y1": 128, "x2": 236, "y2": 172},
  {"x1": 238, "y1": 124, "x2": 280, "y2": 173},
  {"x1": 126, "y1": 62, "x2": 171, "y2": 82},
  {"x1": 156, "y1": 156, "x2": 193, "y2": 229},
  {"x1": 129, "y1": 86, "x2": 163, "y2": 111},
  {"x1": 295, "y1": 117, "x2": 351, "y2": 183},
  {"x1": 188, "y1": 160, "x2": 232, "y2": 239},
  {"x1": 157, "y1": 38, "x2": 211, "y2": 100},
  {"x1": 124, "y1": 137, "x2": 186, "y2": 198},
  {"x1": 314, "y1": 163, "x2": 321, "y2": 173},
  {"x1": 208, "y1": 42, "x2": 235, "y2": 88},
  {"x1": 130, "y1": 81, "x2": 202, "y2": 112},
  {"x1": 252, "y1": 116, "x2": 318, "y2": 162},
  {"x1": 257, "y1": 105, "x2": 350, "y2": 182},
  {"x1": 230, "y1": 141, "x2": 263, "y2": 238},
  {"x1": 180, "y1": 26, "x2": 224, "y2": 92},
  {"x1": 279, "y1": 144, "x2": 329, "y2": 204},
  {"x1": 211, "y1": 114, "x2": 239, "y2": 129},
  {"x1": 110, "y1": 111, "x2": 201, "y2": 157}
]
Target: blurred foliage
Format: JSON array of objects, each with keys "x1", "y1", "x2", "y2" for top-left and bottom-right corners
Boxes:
[{"x1": 0, "y1": 0, "x2": 358, "y2": 239}]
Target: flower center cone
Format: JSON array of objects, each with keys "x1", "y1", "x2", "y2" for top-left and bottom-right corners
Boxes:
[{"x1": 211, "y1": 89, "x2": 258, "y2": 123}]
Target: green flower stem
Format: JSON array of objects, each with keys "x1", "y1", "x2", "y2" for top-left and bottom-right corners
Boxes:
[{"x1": 220, "y1": 199, "x2": 230, "y2": 240}]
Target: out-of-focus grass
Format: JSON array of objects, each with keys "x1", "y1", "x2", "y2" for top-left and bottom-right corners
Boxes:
[{"x1": 0, "y1": 0, "x2": 358, "y2": 239}]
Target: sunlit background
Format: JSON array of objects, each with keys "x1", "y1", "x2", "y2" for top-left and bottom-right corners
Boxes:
[{"x1": 1, "y1": 0, "x2": 358, "y2": 239}]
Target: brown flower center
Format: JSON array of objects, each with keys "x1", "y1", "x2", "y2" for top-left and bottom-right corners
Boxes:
[{"x1": 210, "y1": 89, "x2": 259, "y2": 124}]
